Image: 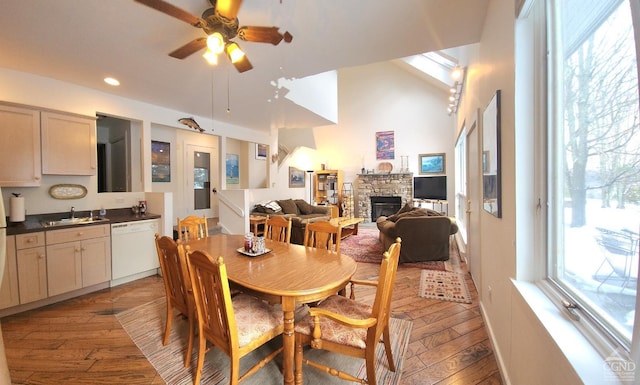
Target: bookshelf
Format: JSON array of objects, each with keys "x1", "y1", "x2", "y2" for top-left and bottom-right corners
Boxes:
[{"x1": 313, "y1": 170, "x2": 343, "y2": 206}]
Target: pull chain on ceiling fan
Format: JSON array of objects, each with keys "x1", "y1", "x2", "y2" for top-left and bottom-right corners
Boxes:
[{"x1": 134, "y1": 0, "x2": 293, "y2": 73}]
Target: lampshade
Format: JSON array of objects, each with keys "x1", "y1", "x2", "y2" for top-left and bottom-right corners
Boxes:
[
  {"x1": 225, "y1": 42, "x2": 245, "y2": 63},
  {"x1": 202, "y1": 49, "x2": 218, "y2": 65},
  {"x1": 206, "y1": 32, "x2": 225, "y2": 54}
]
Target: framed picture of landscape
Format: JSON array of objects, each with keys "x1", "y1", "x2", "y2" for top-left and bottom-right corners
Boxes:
[{"x1": 418, "y1": 153, "x2": 445, "y2": 174}]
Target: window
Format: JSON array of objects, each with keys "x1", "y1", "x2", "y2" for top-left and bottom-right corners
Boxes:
[{"x1": 547, "y1": 0, "x2": 640, "y2": 353}]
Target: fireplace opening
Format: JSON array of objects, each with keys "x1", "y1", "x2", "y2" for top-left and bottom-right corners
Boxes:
[{"x1": 370, "y1": 196, "x2": 402, "y2": 221}]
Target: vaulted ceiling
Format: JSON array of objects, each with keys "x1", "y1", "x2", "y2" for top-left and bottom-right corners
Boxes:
[{"x1": 0, "y1": 0, "x2": 489, "y2": 133}]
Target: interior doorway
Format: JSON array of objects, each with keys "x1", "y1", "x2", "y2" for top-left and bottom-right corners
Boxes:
[{"x1": 185, "y1": 144, "x2": 219, "y2": 219}]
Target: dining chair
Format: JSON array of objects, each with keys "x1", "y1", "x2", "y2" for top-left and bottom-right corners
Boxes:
[
  {"x1": 293, "y1": 237, "x2": 402, "y2": 385},
  {"x1": 177, "y1": 215, "x2": 209, "y2": 242},
  {"x1": 265, "y1": 215, "x2": 292, "y2": 244},
  {"x1": 185, "y1": 247, "x2": 285, "y2": 385},
  {"x1": 154, "y1": 234, "x2": 195, "y2": 368},
  {"x1": 303, "y1": 220, "x2": 342, "y2": 253}
]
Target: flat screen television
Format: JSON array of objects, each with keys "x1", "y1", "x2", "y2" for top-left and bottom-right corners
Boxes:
[{"x1": 413, "y1": 176, "x2": 447, "y2": 200}]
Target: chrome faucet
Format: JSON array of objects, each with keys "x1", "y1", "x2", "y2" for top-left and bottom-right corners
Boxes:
[{"x1": 70, "y1": 206, "x2": 75, "y2": 219}]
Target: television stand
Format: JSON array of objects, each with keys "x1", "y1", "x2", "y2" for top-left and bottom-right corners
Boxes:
[{"x1": 413, "y1": 199, "x2": 448, "y2": 216}]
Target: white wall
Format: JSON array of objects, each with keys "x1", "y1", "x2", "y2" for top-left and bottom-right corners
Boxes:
[
  {"x1": 312, "y1": 61, "x2": 456, "y2": 204},
  {"x1": 0, "y1": 67, "x2": 268, "y2": 219}
]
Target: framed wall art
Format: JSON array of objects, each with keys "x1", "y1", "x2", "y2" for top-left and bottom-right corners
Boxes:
[
  {"x1": 482, "y1": 90, "x2": 502, "y2": 218},
  {"x1": 151, "y1": 140, "x2": 171, "y2": 182},
  {"x1": 225, "y1": 153, "x2": 239, "y2": 184},
  {"x1": 376, "y1": 131, "x2": 395, "y2": 160},
  {"x1": 418, "y1": 153, "x2": 446, "y2": 174},
  {"x1": 255, "y1": 143, "x2": 267, "y2": 160},
  {"x1": 289, "y1": 167, "x2": 305, "y2": 188}
]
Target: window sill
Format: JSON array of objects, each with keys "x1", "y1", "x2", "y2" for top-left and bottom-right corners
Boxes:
[{"x1": 511, "y1": 279, "x2": 626, "y2": 385}]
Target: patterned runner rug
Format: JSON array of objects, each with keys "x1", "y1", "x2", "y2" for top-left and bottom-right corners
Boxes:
[
  {"x1": 340, "y1": 227, "x2": 461, "y2": 271},
  {"x1": 419, "y1": 270, "x2": 472, "y2": 303},
  {"x1": 117, "y1": 297, "x2": 413, "y2": 385}
]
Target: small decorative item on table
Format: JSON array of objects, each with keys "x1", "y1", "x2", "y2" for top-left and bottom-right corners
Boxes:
[{"x1": 244, "y1": 232, "x2": 254, "y2": 252}]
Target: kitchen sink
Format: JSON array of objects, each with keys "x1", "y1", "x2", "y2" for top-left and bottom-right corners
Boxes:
[{"x1": 41, "y1": 217, "x2": 109, "y2": 228}]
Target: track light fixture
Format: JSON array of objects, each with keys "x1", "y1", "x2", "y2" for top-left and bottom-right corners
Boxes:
[{"x1": 447, "y1": 66, "x2": 465, "y2": 116}]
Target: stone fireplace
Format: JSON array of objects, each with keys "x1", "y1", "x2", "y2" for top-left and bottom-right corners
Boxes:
[{"x1": 355, "y1": 173, "x2": 412, "y2": 222}]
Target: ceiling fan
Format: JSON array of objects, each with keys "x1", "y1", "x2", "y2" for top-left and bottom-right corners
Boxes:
[{"x1": 134, "y1": 0, "x2": 293, "y2": 73}]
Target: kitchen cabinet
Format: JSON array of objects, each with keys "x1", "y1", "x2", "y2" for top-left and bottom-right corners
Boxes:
[
  {"x1": 41, "y1": 111, "x2": 97, "y2": 175},
  {"x1": 46, "y1": 224, "x2": 110, "y2": 296},
  {"x1": 0, "y1": 104, "x2": 42, "y2": 186},
  {"x1": 16, "y1": 232, "x2": 48, "y2": 304},
  {"x1": 0, "y1": 235, "x2": 19, "y2": 310}
]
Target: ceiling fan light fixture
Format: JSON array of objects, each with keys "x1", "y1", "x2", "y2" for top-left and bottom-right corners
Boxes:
[
  {"x1": 206, "y1": 32, "x2": 225, "y2": 54},
  {"x1": 203, "y1": 48, "x2": 218, "y2": 65},
  {"x1": 225, "y1": 41, "x2": 245, "y2": 63}
]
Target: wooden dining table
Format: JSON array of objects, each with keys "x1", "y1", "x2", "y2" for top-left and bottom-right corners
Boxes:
[{"x1": 185, "y1": 233, "x2": 358, "y2": 385}]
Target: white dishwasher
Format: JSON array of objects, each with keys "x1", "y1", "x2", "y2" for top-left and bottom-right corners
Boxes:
[{"x1": 111, "y1": 219, "x2": 159, "y2": 286}]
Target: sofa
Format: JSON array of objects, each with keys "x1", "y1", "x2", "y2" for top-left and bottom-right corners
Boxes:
[
  {"x1": 252, "y1": 198, "x2": 332, "y2": 245},
  {"x1": 376, "y1": 205, "x2": 458, "y2": 263}
]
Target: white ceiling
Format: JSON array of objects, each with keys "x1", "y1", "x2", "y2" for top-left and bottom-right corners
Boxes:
[{"x1": 0, "y1": 0, "x2": 489, "y2": 133}]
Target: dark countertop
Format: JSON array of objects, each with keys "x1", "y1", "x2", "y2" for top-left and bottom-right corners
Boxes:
[{"x1": 5, "y1": 208, "x2": 161, "y2": 236}]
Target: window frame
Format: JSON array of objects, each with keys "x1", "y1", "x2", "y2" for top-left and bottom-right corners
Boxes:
[{"x1": 536, "y1": 0, "x2": 640, "y2": 363}]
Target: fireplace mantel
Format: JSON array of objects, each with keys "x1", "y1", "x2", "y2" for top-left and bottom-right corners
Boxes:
[{"x1": 355, "y1": 173, "x2": 413, "y2": 222}]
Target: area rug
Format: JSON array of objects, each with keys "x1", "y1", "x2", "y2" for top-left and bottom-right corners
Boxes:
[
  {"x1": 340, "y1": 227, "x2": 459, "y2": 272},
  {"x1": 117, "y1": 297, "x2": 412, "y2": 385},
  {"x1": 418, "y1": 270, "x2": 472, "y2": 303}
]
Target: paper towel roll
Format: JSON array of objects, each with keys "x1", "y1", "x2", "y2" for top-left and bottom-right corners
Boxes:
[{"x1": 10, "y1": 196, "x2": 25, "y2": 222}]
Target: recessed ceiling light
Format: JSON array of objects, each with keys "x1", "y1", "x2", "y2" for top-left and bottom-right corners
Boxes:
[{"x1": 104, "y1": 77, "x2": 120, "y2": 86}]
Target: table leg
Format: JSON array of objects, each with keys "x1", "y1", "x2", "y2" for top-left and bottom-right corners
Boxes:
[
  {"x1": 282, "y1": 296, "x2": 296, "y2": 385},
  {"x1": 351, "y1": 222, "x2": 359, "y2": 236}
]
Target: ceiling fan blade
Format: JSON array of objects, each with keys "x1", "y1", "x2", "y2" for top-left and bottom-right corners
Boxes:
[
  {"x1": 238, "y1": 26, "x2": 291, "y2": 45},
  {"x1": 215, "y1": 0, "x2": 243, "y2": 20},
  {"x1": 169, "y1": 38, "x2": 207, "y2": 59},
  {"x1": 134, "y1": 0, "x2": 203, "y2": 27},
  {"x1": 232, "y1": 55, "x2": 253, "y2": 73}
]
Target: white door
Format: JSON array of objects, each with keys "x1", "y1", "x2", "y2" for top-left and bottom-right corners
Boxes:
[
  {"x1": 466, "y1": 119, "x2": 482, "y2": 291},
  {"x1": 185, "y1": 144, "x2": 219, "y2": 218}
]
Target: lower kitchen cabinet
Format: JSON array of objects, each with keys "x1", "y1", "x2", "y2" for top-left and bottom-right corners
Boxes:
[
  {"x1": 46, "y1": 242, "x2": 82, "y2": 297},
  {"x1": 46, "y1": 224, "x2": 110, "y2": 297},
  {"x1": 15, "y1": 232, "x2": 48, "y2": 304},
  {"x1": 81, "y1": 236, "x2": 111, "y2": 287},
  {"x1": 0, "y1": 235, "x2": 19, "y2": 309},
  {"x1": 2, "y1": 224, "x2": 112, "y2": 316}
]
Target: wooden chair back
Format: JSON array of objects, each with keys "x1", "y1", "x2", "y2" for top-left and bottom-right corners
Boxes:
[
  {"x1": 294, "y1": 237, "x2": 402, "y2": 385},
  {"x1": 177, "y1": 215, "x2": 208, "y2": 242},
  {"x1": 154, "y1": 234, "x2": 194, "y2": 367},
  {"x1": 303, "y1": 220, "x2": 342, "y2": 253},
  {"x1": 265, "y1": 215, "x2": 292, "y2": 244},
  {"x1": 185, "y1": 247, "x2": 284, "y2": 385}
]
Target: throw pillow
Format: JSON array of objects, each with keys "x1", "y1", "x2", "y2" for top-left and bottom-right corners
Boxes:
[
  {"x1": 263, "y1": 200, "x2": 282, "y2": 214},
  {"x1": 277, "y1": 199, "x2": 300, "y2": 215},
  {"x1": 396, "y1": 203, "x2": 413, "y2": 215},
  {"x1": 294, "y1": 199, "x2": 314, "y2": 215}
]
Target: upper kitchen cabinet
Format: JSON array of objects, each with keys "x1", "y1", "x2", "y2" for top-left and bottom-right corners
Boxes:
[
  {"x1": 41, "y1": 111, "x2": 97, "y2": 175},
  {"x1": 0, "y1": 104, "x2": 42, "y2": 187}
]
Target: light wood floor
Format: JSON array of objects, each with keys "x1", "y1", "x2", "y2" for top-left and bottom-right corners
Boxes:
[{"x1": 1, "y1": 250, "x2": 502, "y2": 384}]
